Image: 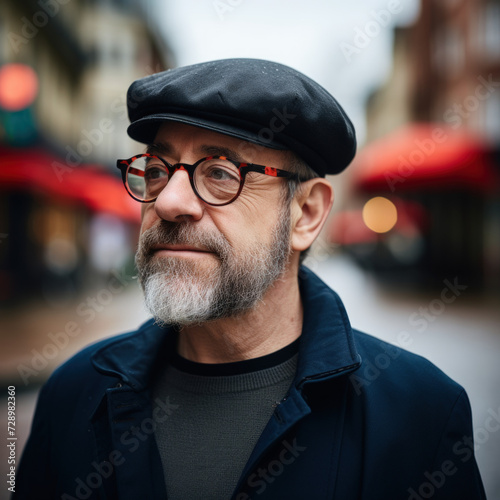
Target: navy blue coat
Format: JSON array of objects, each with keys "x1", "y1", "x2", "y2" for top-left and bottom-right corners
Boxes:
[{"x1": 15, "y1": 268, "x2": 486, "y2": 499}]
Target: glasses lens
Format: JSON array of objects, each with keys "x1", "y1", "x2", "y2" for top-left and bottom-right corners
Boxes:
[
  {"x1": 127, "y1": 155, "x2": 168, "y2": 201},
  {"x1": 194, "y1": 158, "x2": 242, "y2": 204}
]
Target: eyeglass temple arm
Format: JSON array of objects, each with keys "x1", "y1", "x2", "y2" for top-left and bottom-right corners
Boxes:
[
  {"x1": 240, "y1": 165, "x2": 301, "y2": 180},
  {"x1": 128, "y1": 166, "x2": 144, "y2": 177}
]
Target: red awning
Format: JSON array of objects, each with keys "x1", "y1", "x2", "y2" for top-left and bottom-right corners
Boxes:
[
  {"x1": 0, "y1": 145, "x2": 140, "y2": 223},
  {"x1": 352, "y1": 124, "x2": 499, "y2": 193}
]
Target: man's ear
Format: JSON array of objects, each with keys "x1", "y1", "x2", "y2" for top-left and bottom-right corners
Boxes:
[{"x1": 291, "y1": 178, "x2": 334, "y2": 252}]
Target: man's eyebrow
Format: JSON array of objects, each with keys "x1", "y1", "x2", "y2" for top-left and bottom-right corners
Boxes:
[
  {"x1": 145, "y1": 142, "x2": 249, "y2": 163},
  {"x1": 146, "y1": 142, "x2": 174, "y2": 157},
  {"x1": 199, "y1": 145, "x2": 247, "y2": 163}
]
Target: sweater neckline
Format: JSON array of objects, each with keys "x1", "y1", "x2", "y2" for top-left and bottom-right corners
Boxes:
[{"x1": 170, "y1": 336, "x2": 300, "y2": 377}]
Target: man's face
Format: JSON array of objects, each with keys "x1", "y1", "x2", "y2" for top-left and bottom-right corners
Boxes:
[{"x1": 135, "y1": 122, "x2": 294, "y2": 326}]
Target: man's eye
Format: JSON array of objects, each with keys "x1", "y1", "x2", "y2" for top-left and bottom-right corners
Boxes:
[
  {"x1": 145, "y1": 166, "x2": 167, "y2": 180},
  {"x1": 207, "y1": 166, "x2": 239, "y2": 181}
]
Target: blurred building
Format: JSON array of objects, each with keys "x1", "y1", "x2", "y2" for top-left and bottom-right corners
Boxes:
[
  {"x1": 0, "y1": 0, "x2": 174, "y2": 302},
  {"x1": 335, "y1": 0, "x2": 500, "y2": 291},
  {"x1": 1, "y1": 0, "x2": 174, "y2": 161},
  {"x1": 411, "y1": 0, "x2": 500, "y2": 141}
]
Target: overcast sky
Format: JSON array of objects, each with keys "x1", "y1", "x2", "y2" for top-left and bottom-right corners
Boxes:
[{"x1": 153, "y1": 0, "x2": 420, "y2": 144}]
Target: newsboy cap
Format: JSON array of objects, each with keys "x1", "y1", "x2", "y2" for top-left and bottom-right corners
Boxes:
[{"x1": 126, "y1": 58, "x2": 356, "y2": 176}]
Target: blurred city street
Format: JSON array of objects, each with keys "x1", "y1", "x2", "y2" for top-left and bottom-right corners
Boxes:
[
  {"x1": 1, "y1": 254, "x2": 499, "y2": 499},
  {"x1": 1, "y1": 0, "x2": 500, "y2": 497}
]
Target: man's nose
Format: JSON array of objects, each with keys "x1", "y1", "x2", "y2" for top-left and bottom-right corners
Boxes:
[{"x1": 154, "y1": 169, "x2": 204, "y2": 222}]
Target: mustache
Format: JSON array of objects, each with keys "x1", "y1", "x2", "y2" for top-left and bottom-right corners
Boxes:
[{"x1": 137, "y1": 220, "x2": 230, "y2": 260}]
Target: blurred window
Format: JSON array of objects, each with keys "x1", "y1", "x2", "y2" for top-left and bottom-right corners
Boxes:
[
  {"x1": 483, "y1": 92, "x2": 500, "y2": 142},
  {"x1": 0, "y1": 14, "x2": 5, "y2": 62},
  {"x1": 99, "y1": 31, "x2": 134, "y2": 71},
  {"x1": 483, "y1": 0, "x2": 500, "y2": 60},
  {"x1": 433, "y1": 26, "x2": 464, "y2": 78}
]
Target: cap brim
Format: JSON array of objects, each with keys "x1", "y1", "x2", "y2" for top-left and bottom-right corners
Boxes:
[{"x1": 127, "y1": 113, "x2": 287, "y2": 152}]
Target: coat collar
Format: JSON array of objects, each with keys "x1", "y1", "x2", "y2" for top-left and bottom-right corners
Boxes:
[
  {"x1": 91, "y1": 266, "x2": 361, "y2": 391},
  {"x1": 295, "y1": 267, "x2": 361, "y2": 389}
]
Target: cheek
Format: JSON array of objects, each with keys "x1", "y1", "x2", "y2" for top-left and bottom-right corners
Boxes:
[
  {"x1": 232, "y1": 181, "x2": 281, "y2": 220},
  {"x1": 140, "y1": 204, "x2": 157, "y2": 233},
  {"x1": 215, "y1": 200, "x2": 282, "y2": 250}
]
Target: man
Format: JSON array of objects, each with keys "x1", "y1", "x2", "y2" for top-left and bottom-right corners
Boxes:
[{"x1": 16, "y1": 59, "x2": 485, "y2": 499}]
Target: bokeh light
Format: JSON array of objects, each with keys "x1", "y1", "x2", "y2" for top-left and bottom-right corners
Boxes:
[
  {"x1": 0, "y1": 63, "x2": 39, "y2": 111},
  {"x1": 362, "y1": 196, "x2": 398, "y2": 233}
]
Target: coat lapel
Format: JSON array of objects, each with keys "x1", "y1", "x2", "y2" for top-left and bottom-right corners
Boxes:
[{"x1": 89, "y1": 385, "x2": 167, "y2": 499}]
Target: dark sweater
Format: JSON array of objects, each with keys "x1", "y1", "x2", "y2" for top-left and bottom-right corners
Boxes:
[{"x1": 152, "y1": 339, "x2": 299, "y2": 500}]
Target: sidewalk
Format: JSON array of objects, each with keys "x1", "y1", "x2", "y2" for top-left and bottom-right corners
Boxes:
[
  {"x1": 0, "y1": 278, "x2": 150, "y2": 500},
  {"x1": 1, "y1": 278, "x2": 149, "y2": 389}
]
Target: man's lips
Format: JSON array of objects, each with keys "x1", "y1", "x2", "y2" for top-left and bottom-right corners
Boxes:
[{"x1": 150, "y1": 244, "x2": 214, "y2": 256}]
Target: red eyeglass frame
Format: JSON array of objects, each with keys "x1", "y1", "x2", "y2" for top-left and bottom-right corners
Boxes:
[{"x1": 116, "y1": 153, "x2": 306, "y2": 206}]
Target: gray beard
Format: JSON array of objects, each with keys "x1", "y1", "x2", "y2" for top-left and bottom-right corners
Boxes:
[{"x1": 135, "y1": 207, "x2": 291, "y2": 326}]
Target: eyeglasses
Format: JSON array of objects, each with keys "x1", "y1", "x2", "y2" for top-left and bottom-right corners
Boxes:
[{"x1": 116, "y1": 154, "x2": 306, "y2": 206}]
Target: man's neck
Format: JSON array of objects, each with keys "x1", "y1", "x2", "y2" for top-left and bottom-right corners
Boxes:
[{"x1": 176, "y1": 267, "x2": 303, "y2": 364}]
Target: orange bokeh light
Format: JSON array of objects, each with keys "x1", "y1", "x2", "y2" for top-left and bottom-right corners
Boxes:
[
  {"x1": 0, "y1": 64, "x2": 39, "y2": 111},
  {"x1": 362, "y1": 196, "x2": 398, "y2": 233}
]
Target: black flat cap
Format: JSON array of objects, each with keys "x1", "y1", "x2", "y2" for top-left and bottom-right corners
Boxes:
[{"x1": 126, "y1": 58, "x2": 356, "y2": 176}]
